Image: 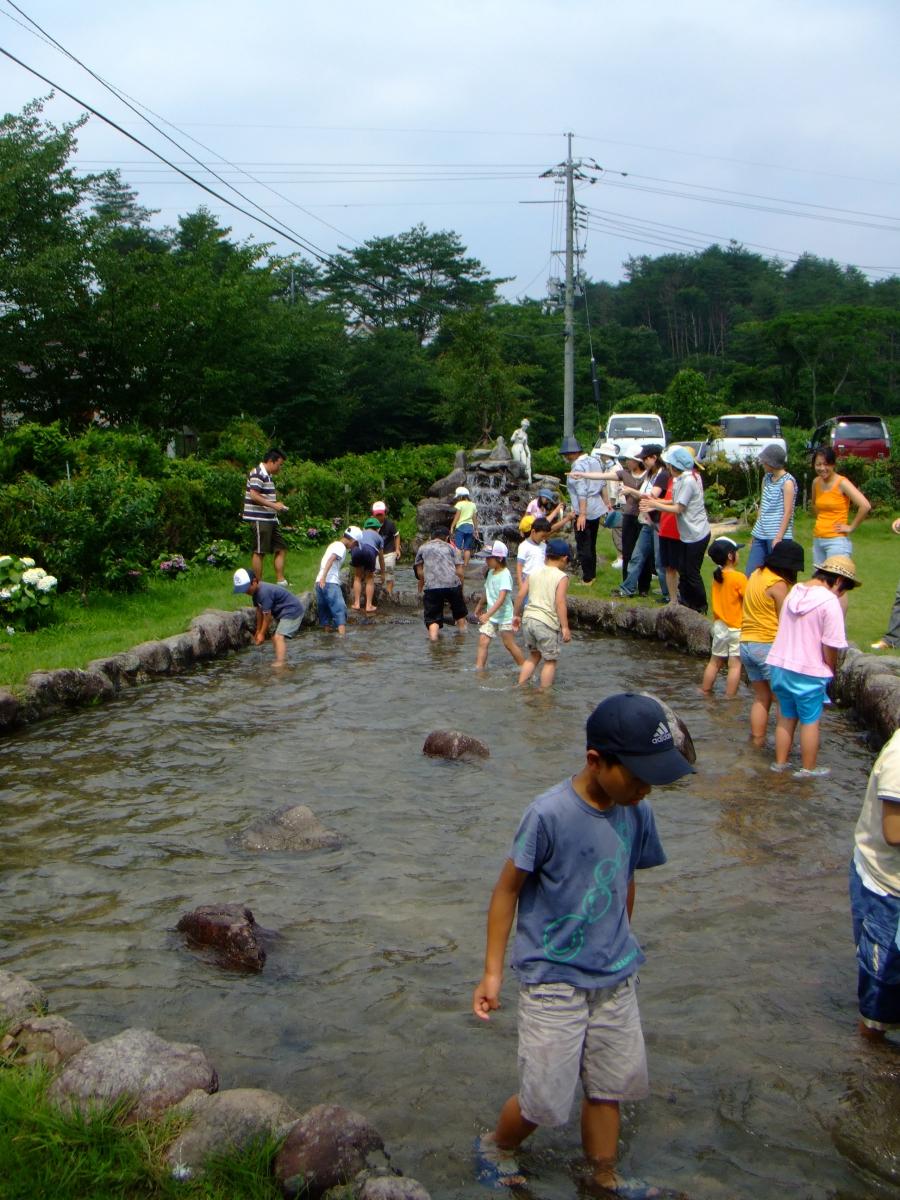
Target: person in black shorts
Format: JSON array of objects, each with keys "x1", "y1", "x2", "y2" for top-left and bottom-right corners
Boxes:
[{"x1": 414, "y1": 526, "x2": 468, "y2": 643}]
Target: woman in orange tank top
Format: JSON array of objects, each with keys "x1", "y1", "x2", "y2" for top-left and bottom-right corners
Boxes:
[{"x1": 812, "y1": 448, "x2": 871, "y2": 567}]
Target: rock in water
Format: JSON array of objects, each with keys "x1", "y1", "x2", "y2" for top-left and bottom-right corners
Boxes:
[
  {"x1": 48, "y1": 1027, "x2": 217, "y2": 1122},
  {"x1": 833, "y1": 1067, "x2": 900, "y2": 1185},
  {"x1": 274, "y1": 1103, "x2": 386, "y2": 1200},
  {"x1": 177, "y1": 903, "x2": 267, "y2": 972},
  {"x1": 359, "y1": 1175, "x2": 432, "y2": 1200},
  {"x1": 423, "y1": 730, "x2": 490, "y2": 760},
  {"x1": 236, "y1": 804, "x2": 342, "y2": 852}
]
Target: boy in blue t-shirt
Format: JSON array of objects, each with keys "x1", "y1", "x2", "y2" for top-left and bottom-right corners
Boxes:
[{"x1": 472, "y1": 693, "x2": 695, "y2": 1195}]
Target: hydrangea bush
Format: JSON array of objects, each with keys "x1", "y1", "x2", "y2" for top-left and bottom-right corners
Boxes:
[
  {"x1": 154, "y1": 553, "x2": 189, "y2": 580},
  {"x1": 0, "y1": 554, "x2": 58, "y2": 629}
]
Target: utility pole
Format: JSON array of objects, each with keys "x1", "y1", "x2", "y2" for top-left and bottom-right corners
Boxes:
[
  {"x1": 540, "y1": 134, "x2": 598, "y2": 439},
  {"x1": 562, "y1": 132, "x2": 575, "y2": 439}
]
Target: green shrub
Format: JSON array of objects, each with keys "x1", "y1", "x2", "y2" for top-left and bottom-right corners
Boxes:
[
  {"x1": 0, "y1": 422, "x2": 73, "y2": 484},
  {"x1": 201, "y1": 418, "x2": 272, "y2": 466},
  {"x1": 161, "y1": 461, "x2": 245, "y2": 545},
  {"x1": 531, "y1": 445, "x2": 566, "y2": 479},
  {"x1": 191, "y1": 539, "x2": 242, "y2": 569},
  {"x1": 72, "y1": 427, "x2": 167, "y2": 479},
  {"x1": 34, "y1": 466, "x2": 162, "y2": 595}
]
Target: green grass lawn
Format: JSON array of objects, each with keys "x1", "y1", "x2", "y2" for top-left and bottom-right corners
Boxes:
[
  {"x1": 568, "y1": 510, "x2": 899, "y2": 652},
  {"x1": 0, "y1": 549, "x2": 323, "y2": 692}
]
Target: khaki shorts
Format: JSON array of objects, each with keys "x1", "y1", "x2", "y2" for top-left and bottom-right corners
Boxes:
[
  {"x1": 522, "y1": 616, "x2": 561, "y2": 661},
  {"x1": 479, "y1": 619, "x2": 515, "y2": 639},
  {"x1": 246, "y1": 521, "x2": 286, "y2": 556},
  {"x1": 711, "y1": 619, "x2": 741, "y2": 658},
  {"x1": 517, "y1": 978, "x2": 648, "y2": 1126},
  {"x1": 382, "y1": 551, "x2": 397, "y2": 579}
]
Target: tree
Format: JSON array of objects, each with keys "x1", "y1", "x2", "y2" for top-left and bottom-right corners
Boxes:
[
  {"x1": 323, "y1": 224, "x2": 503, "y2": 345},
  {"x1": 0, "y1": 99, "x2": 101, "y2": 426},
  {"x1": 661, "y1": 368, "x2": 722, "y2": 441},
  {"x1": 436, "y1": 308, "x2": 535, "y2": 445}
]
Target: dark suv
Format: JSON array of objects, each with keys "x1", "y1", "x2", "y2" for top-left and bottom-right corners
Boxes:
[{"x1": 808, "y1": 415, "x2": 891, "y2": 461}]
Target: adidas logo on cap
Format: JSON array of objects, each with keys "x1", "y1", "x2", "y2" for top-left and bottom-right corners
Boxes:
[{"x1": 650, "y1": 721, "x2": 672, "y2": 747}]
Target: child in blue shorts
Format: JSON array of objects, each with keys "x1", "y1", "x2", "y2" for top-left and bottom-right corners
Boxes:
[
  {"x1": 472, "y1": 693, "x2": 695, "y2": 1196},
  {"x1": 450, "y1": 486, "x2": 479, "y2": 569},
  {"x1": 767, "y1": 555, "x2": 859, "y2": 779}
]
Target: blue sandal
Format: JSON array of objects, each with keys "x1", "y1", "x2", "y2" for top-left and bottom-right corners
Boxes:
[{"x1": 473, "y1": 1135, "x2": 527, "y2": 1189}]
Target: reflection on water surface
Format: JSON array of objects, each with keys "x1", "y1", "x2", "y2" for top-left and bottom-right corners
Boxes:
[{"x1": 0, "y1": 620, "x2": 886, "y2": 1198}]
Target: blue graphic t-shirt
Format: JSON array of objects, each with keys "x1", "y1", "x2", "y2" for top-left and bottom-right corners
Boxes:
[{"x1": 510, "y1": 779, "x2": 666, "y2": 989}]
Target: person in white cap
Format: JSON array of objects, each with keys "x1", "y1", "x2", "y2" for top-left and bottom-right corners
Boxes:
[
  {"x1": 450, "y1": 486, "x2": 479, "y2": 569},
  {"x1": 314, "y1": 526, "x2": 361, "y2": 635},
  {"x1": 233, "y1": 567, "x2": 305, "y2": 667},
  {"x1": 475, "y1": 541, "x2": 525, "y2": 670},
  {"x1": 371, "y1": 501, "x2": 400, "y2": 595}
]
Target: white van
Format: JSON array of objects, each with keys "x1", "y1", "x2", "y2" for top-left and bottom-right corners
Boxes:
[
  {"x1": 707, "y1": 414, "x2": 786, "y2": 464},
  {"x1": 594, "y1": 413, "x2": 667, "y2": 462}
]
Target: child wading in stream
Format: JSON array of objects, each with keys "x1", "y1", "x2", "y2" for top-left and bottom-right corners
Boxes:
[
  {"x1": 471, "y1": 693, "x2": 695, "y2": 1198},
  {"x1": 475, "y1": 541, "x2": 525, "y2": 670}
]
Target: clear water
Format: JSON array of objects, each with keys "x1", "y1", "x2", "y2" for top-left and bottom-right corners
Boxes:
[{"x1": 0, "y1": 615, "x2": 888, "y2": 1198}]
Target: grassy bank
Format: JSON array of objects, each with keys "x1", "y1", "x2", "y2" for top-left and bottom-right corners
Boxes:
[
  {"x1": 0, "y1": 549, "x2": 322, "y2": 692},
  {"x1": 0, "y1": 1062, "x2": 281, "y2": 1200},
  {"x1": 569, "y1": 511, "x2": 899, "y2": 652}
]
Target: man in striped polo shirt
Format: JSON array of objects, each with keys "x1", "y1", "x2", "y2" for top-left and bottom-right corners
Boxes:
[{"x1": 243, "y1": 448, "x2": 289, "y2": 585}]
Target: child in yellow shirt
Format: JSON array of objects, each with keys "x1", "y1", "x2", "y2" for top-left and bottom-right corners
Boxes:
[{"x1": 701, "y1": 537, "x2": 747, "y2": 698}]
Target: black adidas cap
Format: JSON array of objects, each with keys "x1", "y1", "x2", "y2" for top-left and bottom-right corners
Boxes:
[{"x1": 585, "y1": 693, "x2": 695, "y2": 786}]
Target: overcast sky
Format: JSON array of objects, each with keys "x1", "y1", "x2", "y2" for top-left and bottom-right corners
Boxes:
[{"x1": 3, "y1": 0, "x2": 899, "y2": 300}]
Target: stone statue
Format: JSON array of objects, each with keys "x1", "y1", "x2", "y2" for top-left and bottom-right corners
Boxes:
[{"x1": 510, "y1": 419, "x2": 532, "y2": 483}]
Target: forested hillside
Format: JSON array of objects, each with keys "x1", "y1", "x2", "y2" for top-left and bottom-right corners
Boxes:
[{"x1": 3, "y1": 99, "x2": 898, "y2": 457}]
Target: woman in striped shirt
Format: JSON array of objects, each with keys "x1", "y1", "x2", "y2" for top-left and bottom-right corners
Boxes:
[{"x1": 745, "y1": 444, "x2": 797, "y2": 576}]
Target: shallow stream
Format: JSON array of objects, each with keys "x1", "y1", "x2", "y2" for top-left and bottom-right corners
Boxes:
[{"x1": 0, "y1": 614, "x2": 891, "y2": 1198}]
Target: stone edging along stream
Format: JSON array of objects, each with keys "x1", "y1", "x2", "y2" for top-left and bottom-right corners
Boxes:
[{"x1": 1, "y1": 587, "x2": 899, "y2": 743}]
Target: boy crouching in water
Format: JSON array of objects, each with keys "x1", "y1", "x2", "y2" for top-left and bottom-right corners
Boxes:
[{"x1": 472, "y1": 693, "x2": 695, "y2": 1197}]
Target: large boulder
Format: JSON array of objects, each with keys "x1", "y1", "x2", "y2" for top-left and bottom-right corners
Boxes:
[
  {"x1": 274, "y1": 1104, "x2": 386, "y2": 1200},
  {"x1": 166, "y1": 1087, "x2": 299, "y2": 1179},
  {"x1": 655, "y1": 604, "x2": 712, "y2": 657},
  {"x1": 86, "y1": 651, "x2": 143, "y2": 692},
  {"x1": 24, "y1": 668, "x2": 114, "y2": 710},
  {"x1": 0, "y1": 1015, "x2": 89, "y2": 1070},
  {"x1": 0, "y1": 970, "x2": 48, "y2": 1025},
  {"x1": 236, "y1": 805, "x2": 342, "y2": 853},
  {"x1": 0, "y1": 689, "x2": 20, "y2": 733},
  {"x1": 415, "y1": 499, "x2": 455, "y2": 536},
  {"x1": 427, "y1": 468, "x2": 467, "y2": 499},
  {"x1": 423, "y1": 730, "x2": 490, "y2": 760},
  {"x1": 48, "y1": 1027, "x2": 218, "y2": 1122},
  {"x1": 176, "y1": 904, "x2": 268, "y2": 972},
  {"x1": 130, "y1": 640, "x2": 173, "y2": 676}
]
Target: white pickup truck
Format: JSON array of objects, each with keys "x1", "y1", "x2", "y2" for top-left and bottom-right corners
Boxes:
[
  {"x1": 594, "y1": 412, "x2": 667, "y2": 462},
  {"x1": 707, "y1": 414, "x2": 787, "y2": 464}
]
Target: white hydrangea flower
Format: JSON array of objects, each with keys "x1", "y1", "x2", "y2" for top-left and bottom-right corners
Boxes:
[
  {"x1": 37, "y1": 575, "x2": 57, "y2": 592},
  {"x1": 0, "y1": 555, "x2": 12, "y2": 567},
  {"x1": 5, "y1": 626, "x2": 13, "y2": 636},
  {"x1": 19, "y1": 557, "x2": 35, "y2": 567},
  {"x1": 22, "y1": 567, "x2": 46, "y2": 585},
  {"x1": 0, "y1": 589, "x2": 10, "y2": 600},
  {"x1": 7, "y1": 584, "x2": 20, "y2": 596}
]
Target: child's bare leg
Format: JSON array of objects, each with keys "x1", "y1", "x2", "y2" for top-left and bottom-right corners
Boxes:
[
  {"x1": 351, "y1": 570, "x2": 363, "y2": 610},
  {"x1": 427, "y1": 621, "x2": 440, "y2": 643},
  {"x1": 798, "y1": 720, "x2": 821, "y2": 770},
  {"x1": 364, "y1": 573, "x2": 377, "y2": 612},
  {"x1": 518, "y1": 650, "x2": 540, "y2": 685},
  {"x1": 538, "y1": 658, "x2": 557, "y2": 689},
  {"x1": 500, "y1": 630, "x2": 526, "y2": 666},
  {"x1": 581, "y1": 1098, "x2": 620, "y2": 1187},
  {"x1": 774, "y1": 714, "x2": 797, "y2": 765},
  {"x1": 271, "y1": 633, "x2": 287, "y2": 667},
  {"x1": 493, "y1": 1095, "x2": 537, "y2": 1151},
  {"x1": 476, "y1": 634, "x2": 490, "y2": 669},
  {"x1": 701, "y1": 656, "x2": 722, "y2": 694},
  {"x1": 749, "y1": 681, "x2": 772, "y2": 746},
  {"x1": 725, "y1": 655, "x2": 742, "y2": 698}
]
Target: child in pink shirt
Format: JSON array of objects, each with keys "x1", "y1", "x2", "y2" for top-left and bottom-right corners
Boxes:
[{"x1": 767, "y1": 555, "x2": 860, "y2": 779}]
